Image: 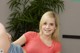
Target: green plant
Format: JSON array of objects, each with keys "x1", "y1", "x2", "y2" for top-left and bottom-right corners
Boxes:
[{"x1": 7, "y1": 0, "x2": 64, "y2": 41}]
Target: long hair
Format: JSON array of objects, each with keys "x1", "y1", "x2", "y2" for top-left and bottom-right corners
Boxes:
[{"x1": 39, "y1": 11, "x2": 60, "y2": 42}]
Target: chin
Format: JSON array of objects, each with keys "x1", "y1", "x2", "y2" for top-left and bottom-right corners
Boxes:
[
  {"x1": 42, "y1": 31, "x2": 53, "y2": 36},
  {"x1": 43, "y1": 33, "x2": 52, "y2": 36}
]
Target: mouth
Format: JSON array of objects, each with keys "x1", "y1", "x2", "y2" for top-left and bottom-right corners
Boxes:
[{"x1": 44, "y1": 29, "x2": 51, "y2": 32}]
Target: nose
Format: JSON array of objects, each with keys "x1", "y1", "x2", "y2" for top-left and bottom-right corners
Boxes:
[{"x1": 46, "y1": 25, "x2": 50, "y2": 29}]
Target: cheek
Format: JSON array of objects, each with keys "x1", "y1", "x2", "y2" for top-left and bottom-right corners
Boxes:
[
  {"x1": 41, "y1": 25, "x2": 46, "y2": 32},
  {"x1": 51, "y1": 26, "x2": 56, "y2": 31},
  {"x1": 41, "y1": 25, "x2": 45, "y2": 28},
  {"x1": 41, "y1": 26, "x2": 45, "y2": 31}
]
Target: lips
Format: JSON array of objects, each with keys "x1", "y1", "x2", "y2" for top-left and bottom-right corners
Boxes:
[{"x1": 44, "y1": 29, "x2": 51, "y2": 32}]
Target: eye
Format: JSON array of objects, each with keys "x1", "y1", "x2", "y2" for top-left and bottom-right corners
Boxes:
[
  {"x1": 50, "y1": 23, "x2": 54, "y2": 26},
  {"x1": 43, "y1": 22, "x2": 47, "y2": 25}
]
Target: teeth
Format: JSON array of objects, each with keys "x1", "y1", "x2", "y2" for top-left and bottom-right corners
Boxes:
[{"x1": 45, "y1": 29, "x2": 50, "y2": 31}]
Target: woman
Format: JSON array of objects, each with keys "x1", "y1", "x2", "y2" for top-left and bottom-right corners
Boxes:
[{"x1": 13, "y1": 11, "x2": 61, "y2": 53}]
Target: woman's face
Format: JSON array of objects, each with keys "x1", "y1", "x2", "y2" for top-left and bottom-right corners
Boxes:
[{"x1": 41, "y1": 16, "x2": 56, "y2": 36}]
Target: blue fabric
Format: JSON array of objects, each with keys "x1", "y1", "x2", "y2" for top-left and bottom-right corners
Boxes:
[{"x1": 8, "y1": 43, "x2": 23, "y2": 53}]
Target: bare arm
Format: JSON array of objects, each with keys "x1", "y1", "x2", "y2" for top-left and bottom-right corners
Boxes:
[
  {"x1": 13, "y1": 34, "x2": 26, "y2": 46},
  {"x1": 56, "y1": 52, "x2": 60, "y2": 53}
]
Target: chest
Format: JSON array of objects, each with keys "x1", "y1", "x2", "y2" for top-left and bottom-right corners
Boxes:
[{"x1": 25, "y1": 36, "x2": 55, "y2": 53}]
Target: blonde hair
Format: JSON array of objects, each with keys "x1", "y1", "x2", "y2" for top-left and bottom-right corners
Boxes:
[{"x1": 39, "y1": 11, "x2": 60, "y2": 41}]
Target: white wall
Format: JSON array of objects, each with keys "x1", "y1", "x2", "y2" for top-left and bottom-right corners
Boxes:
[
  {"x1": 60, "y1": 0, "x2": 80, "y2": 35},
  {"x1": 0, "y1": 0, "x2": 10, "y2": 27},
  {"x1": 0, "y1": 0, "x2": 80, "y2": 53},
  {"x1": 60, "y1": 0, "x2": 80, "y2": 53}
]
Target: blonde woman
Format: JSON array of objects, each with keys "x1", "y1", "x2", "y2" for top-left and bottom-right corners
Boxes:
[{"x1": 13, "y1": 11, "x2": 61, "y2": 53}]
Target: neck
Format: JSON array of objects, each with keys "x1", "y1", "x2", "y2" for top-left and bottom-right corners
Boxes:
[
  {"x1": 39, "y1": 33, "x2": 52, "y2": 41},
  {"x1": 39, "y1": 33, "x2": 53, "y2": 46}
]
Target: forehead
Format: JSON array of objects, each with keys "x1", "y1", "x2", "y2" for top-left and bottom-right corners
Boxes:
[{"x1": 42, "y1": 16, "x2": 55, "y2": 23}]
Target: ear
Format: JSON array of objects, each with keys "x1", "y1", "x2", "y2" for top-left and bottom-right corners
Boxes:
[{"x1": 7, "y1": 33, "x2": 12, "y2": 42}]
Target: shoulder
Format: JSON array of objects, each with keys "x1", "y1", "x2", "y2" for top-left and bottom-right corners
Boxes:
[
  {"x1": 23, "y1": 31, "x2": 38, "y2": 40},
  {"x1": 53, "y1": 40, "x2": 61, "y2": 48},
  {"x1": 53, "y1": 40, "x2": 61, "y2": 52},
  {"x1": 24, "y1": 31, "x2": 38, "y2": 36},
  {"x1": 25, "y1": 31, "x2": 38, "y2": 34}
]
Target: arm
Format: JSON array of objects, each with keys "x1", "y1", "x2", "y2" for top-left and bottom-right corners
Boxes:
[
  {"x1": 56, "y1": 52, "x2": 60, "y2": 53},
  {"x1": 13, "y1": 34, "x2": 26, "y2": 46}
]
